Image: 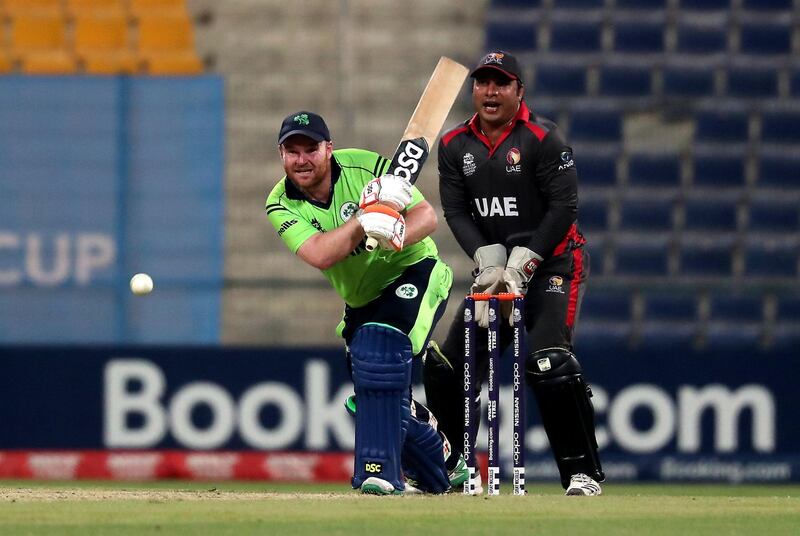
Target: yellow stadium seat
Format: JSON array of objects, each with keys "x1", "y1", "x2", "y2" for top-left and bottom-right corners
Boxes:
[
  {"x1": 137, "y1": 14, "x2": 195, "y2": 52},
  {"x1": 3, "y1": 0, "x2": 62, "y2": 16},
  {"x1": 74, "y1": 13, "x2": 138, "y2": 74},
  {"x1": 141, "y1": 51, "x2": 202, "y2": 75},
  {"x1": 0, "y1": 50, "x2": 13, "y2": 73},
  {"x1": 20, "y1": 52, "x2": 79, "y2": 74},
  {"x1": 80, "y1": 52, "x2": 139, "y2": 74},
  {"x1": 74, "y1": 14, "x2": 130, "y2": 51},
  {"x1": 65, "y1": 0, "x2": 126, "y2": 17},
  {"x1": 129, "y1": 0, "x2": 187, "y2": 18},
  {"x1": 10, "y1": 14, "x2": 68, "y2": 53}
]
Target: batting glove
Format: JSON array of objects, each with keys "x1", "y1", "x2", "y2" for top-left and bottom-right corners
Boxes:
[
  {"x1": 357, "y1": 205, "x2": 406, "y2": 251},
  {"x1": 470, "y1": 244, "x2": 507, "y2": 328},
  {"x1": 359, "y1": 173, "x2": 413, "y2": 211}
]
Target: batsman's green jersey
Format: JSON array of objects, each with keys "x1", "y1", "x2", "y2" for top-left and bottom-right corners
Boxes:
[{"x1": 266, "y1": 148, "x2": 448, "y2": 310}]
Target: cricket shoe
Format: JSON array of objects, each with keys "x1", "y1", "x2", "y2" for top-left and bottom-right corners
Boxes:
[
  {"x1": 448, "y1": 454, "x2": 469, "y2": 489},
  {"x1": 565, "y1": 473, "x2": 602, "y2": 496},
  {"x1": 360, "y1": 477, "x2": 403, "y2": 496}
]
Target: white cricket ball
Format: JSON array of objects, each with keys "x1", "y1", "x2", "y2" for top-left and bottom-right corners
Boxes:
[{"x1": 130, "y1": 273, "x2": 154, "y2": 295}]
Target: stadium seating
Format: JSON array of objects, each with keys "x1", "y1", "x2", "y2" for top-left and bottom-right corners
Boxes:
[
  {"x1": 486, "y1": 21, "x2": 537, "y2": 52},
  {"x1": 727, "y1": 66, "x2": 779, "y2": 98},
  {"x1": 598, "y1": 64, "x2": 652, "y2": 97},
  {"x1": 619, "y1": 197, "x2": 674, "y2": 232},
  {"x1": 678, "y1": 236, "x2": 736, "y2": 277},
  {"x1": 683, "y1": 196, "x2": 739, "y2": 232},
  {"x1": 675, "y1": 23, "x2": 728, "y2": 55},
  {"x1": 577, "y1": 149, "x2": 618, "y2": 188},
  {"x1": 549, "y1": 21, "x2": 602, "y2": 53},
  {"x1": 738, "y1": 22, "x2": 792, "y2": 56},
  {"x1": 627, "y1": 153, "x2": 681, "y2": 189},
  {"x1": 743, "y1": 238, "x2": 798, "y2": 278},
  {"x1": 568, "y1": 110, "x2": 622, "y2": 143},
  {"x1": 742, "y1": 0, "x2": 793, "y2": 9},
  {"x1": 691, "y1": 151, "x2": 746, "y2": 188},
  {"x1": 612, "y1": 21, "x2": 664, "y2": 54},
  {"x1": 614, "y1": 234, "x2": 672, "y2": 276},
  {"x1": 703, "y1": 293, "x2": 765, "y2": 351},
  {"x1": 662, "y1": 63, "x2": 716, "y2": 98},
  {"x1": 679, "y1": 0, "x2": 731, "y2": 10},
  {"x1": 534, "y1": 62, "x2": 586, "y2": 97},
  {"x1": 757, "y1": 151, "x2": 800, "y2": 189},
  {"x1": 694, "y1": 110, "x2": 749, "y2": 143},
  {"x1": 761, "y1": 111, "x2": 800, "y2": 145}
]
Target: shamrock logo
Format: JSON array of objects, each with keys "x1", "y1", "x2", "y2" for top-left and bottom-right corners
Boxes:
[{"x1": 293, "y1": 114, "x2": 310, "y2": 126}]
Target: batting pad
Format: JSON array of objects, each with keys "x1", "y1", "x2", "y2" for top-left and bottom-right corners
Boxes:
[{"x1": 349, "y1": 323, "x2": 412, "y2": 491}]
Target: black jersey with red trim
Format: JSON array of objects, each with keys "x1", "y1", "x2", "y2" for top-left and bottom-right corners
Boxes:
[{"x1": 438, "y1": 101, "x2": 584, "y2": 263}]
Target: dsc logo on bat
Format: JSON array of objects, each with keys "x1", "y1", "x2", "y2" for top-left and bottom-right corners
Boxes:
[{"x1": 391, "y1": 138, "x2": 428, "y2": 181}]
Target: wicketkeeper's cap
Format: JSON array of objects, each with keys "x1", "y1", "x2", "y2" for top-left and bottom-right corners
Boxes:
[
  {"x1": 278, "y1": 111, "x2": 331, "y2": 145},
  {"x1": 470, "y1": 51, "x2": 523, "y2": 85}
]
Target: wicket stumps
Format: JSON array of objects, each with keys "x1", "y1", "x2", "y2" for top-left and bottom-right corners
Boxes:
[{"x1": 463, "y1": 292, "x2": 526, "y2": 496}]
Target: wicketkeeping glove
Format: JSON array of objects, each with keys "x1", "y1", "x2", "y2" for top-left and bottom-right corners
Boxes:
[
  {"x1": 470, "y1": 244, "x2": 507, "y2": 328},
  {"x1": 359, "y1": 173, "x2": 413, "y2": 211},
  {"x1": 502, "y1": 246, "x2": 543, "y2": 324},
  {"x1": 356, "y1": 205, "x2": 406, "y2": 251}
]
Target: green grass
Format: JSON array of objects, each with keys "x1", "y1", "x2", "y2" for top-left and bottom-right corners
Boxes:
[{"x1": 1, "y1": 480, "x2": 799, "y2": 536}]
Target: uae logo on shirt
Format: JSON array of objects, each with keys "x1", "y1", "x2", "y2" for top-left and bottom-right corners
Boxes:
[
  {"x1": 340, "y1": 201, "x2": 359, "y2": 221},
  {"x1": 462, "y1": 152, "x2": 476, "y2": 176},
  {"x1": 506, "y1": 148, "x2": 522, "y2": 173}
]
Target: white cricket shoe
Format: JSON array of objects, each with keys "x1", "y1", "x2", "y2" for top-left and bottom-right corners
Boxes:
[
  {"x1": 565, "y1": 473, "x2": 602, "y2": 496},
  {"x1": 360, "y1": 477, "x2": 403, "y2": 496}
]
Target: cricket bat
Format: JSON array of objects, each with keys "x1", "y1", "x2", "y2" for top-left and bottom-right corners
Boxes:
[{"x1": 365, "y1": 56, "x2": 469, "y2": 251}]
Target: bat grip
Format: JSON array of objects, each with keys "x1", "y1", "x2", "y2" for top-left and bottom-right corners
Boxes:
[{"x1": 365, "y1": 235, "x2": 380, "y2": 251}]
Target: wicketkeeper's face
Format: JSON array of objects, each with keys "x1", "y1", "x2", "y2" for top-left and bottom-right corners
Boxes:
[
  {"x1": 280, "y1": 136, "x2": 333, "y2": 188},
  {"x1": 472, "y1": 73, "x2": 524, "y2": 129}
]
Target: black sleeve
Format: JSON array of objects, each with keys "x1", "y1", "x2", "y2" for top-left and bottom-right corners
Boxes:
[
  {"x1": 527, "y1": 128, "x2": 579, "y2": 256},
  {"x1": 438, "y1": 138, "x2": 487, "y2": 259}
]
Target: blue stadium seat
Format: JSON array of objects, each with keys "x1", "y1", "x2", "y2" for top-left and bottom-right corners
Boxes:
[
  {"x1": 757, "y1": 152, "x2": 800, "y2": 189},
  {"x1": 743, "y1": 240, "x2": 798, "y2": 278},
  {"x1": 637, "y1": 322, "x2": 697, "y2": 353},
  {"x1": 692, "y1": 152, "x2": 746, "y2": 188},
  {"x1": 663, "y1": 65, "x2": 715, "y2": 97},
  {"x1": 679, "y1": 0, "x2": 731, "y2": 9},
  {"x1": 703, "y1": 322, "x2": 763, "y2": 352},
  {"x1": 577, "y1": 149, "x2": 617, "y2": 187},
  {"x1": 627, "y1": 153, "x2": 681, "y2": 188},
  {"x1": 683, "y1": 198, "x2": 739, "y2": 232},
  {"x1": 727, "y1": 66, "x2": 779, "y2": 98},
  {"x1": 791, "y1": 69, "x2": 800, "y2": 97},
  {"x1": 777, "y1": 295, "x2": 800, "y2": 322},
  {"x1": 709, "y1": 294, "x2": 763, "y2": 322},
  {"x1": 549, "y1": 21, "x2": 602, "y2": 53},
  {"x1": 486, "y1": 21, "x2": 537, "y2": 51},
  {"x1": 694, "y1": 110, "x2": 749, "y2": 143},
  {"x1": 643, "y1": 292, "x2": 697, "y2": 322},
  {"x1": 580, "y1": 289, "x2": 631, "y2": 322},
  {"x1": 584, "y1": 234, "x2": 607, "y2": 275},
  {"x1": 748, "y1": 199, "x2": 799, "y2": 232},
  {"x1": 616, "y1": 0, "x2": 666, "y2": 8},
  {"x1": 578, "y1": 198, "x2": 610, "y2": 234},
  {"x1": 552, "y1": 0, "x2": 605, "y2": 8},
  {"x1": 675, "y1": 24, "x2": 727, "y2": 55},
  {"x1": 741, "y1": 0, "x2": 792, "y2": 10},
  {"x1": 679, "y1": 238, "x2": 735, "y2": 276},
  {"x1": 534, "y1": 63, "x2": 586, "y2": 96},
  {"x1": 614, "y1": 235, "x2": 671, "y2": 275},
  {"x1": 761, "y1": 111, "x2": 800, "y2": 145},
  {"x1": 598, "y1": 64, "x2": 652, "y2": 97},
  {"x1": 568, "y1": 110, "x2": 622, "y2": 142},
  {"x1": 739, "y1": 22, "x2": 792, "y2": 56},
  {"x1": 613, "y1": 22, "x2": 664, "y2": 54},
  {"x1": 770, "y1": 324, "x2": 800, "y2": 353},
  {"x1": 619, "y1": 198, "x2": 674, "y2": 232},
  {"x1": 574, "y1": 321, "x2": 632, "y2": 353}
]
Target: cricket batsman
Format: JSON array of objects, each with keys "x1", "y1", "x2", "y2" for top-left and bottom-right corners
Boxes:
[{"x1": 265, "y1": 111, "x2": 465, "y2": 495}]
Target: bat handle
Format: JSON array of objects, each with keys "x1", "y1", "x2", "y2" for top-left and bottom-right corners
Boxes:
[{"x1": 365, "y1": 235, "x2": 380, "y2": 251}]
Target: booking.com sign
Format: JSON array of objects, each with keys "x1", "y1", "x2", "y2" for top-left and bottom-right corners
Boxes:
[{"x1": 104, "y1": 358, "x2": 776, "y2": 455}]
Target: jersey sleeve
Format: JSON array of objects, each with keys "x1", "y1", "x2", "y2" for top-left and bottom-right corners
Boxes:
[
  {"x1": 265, "y1": 199, "x2": 318, "y2": 254},
  {"x1": 438, "y1": 137, "x2": 487, "y2": 258},
  {"x1": 528, "y1": 128, "x2": 579, "y2": 256}
]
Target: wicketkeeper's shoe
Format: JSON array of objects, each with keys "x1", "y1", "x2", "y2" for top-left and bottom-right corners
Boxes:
[
  {"x1": 565, "y1": 473, "x2": 602, "y2": 496},
  {"x1": 360, "y1": 477, "x2": 403, "y2": 496},
  {"x1": 448, "y1": 454, "x2": 469, "y2": 489}
]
